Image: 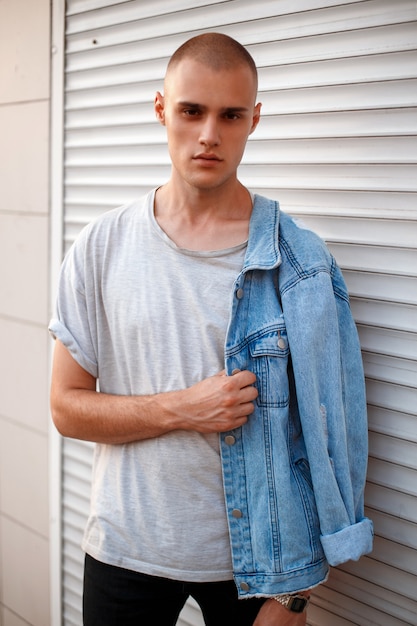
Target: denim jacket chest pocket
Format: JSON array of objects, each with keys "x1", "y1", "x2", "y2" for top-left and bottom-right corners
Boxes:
[{"x1": 248, "y1": 328, "x2": 290, "y2": 408}]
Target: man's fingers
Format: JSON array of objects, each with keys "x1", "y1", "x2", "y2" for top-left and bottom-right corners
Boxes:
[{"x1": 229, "y1": 368, "x2": 257, "y2": 387}]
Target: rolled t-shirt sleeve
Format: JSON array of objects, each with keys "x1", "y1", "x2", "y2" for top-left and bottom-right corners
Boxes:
[{"x1": 49, "y1": 231, "x2": 99, "y2": 379}]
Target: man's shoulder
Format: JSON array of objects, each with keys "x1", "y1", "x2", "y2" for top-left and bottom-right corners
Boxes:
[
  {"x1": 89, "y1": 192, "x2": 151, "y2": 233},
  {"x1": 65, "y1": 192, "x2": 154, "y2": 269},
  {"x1": 72, "y1": 191, "x2": 153, "y2": 253}
]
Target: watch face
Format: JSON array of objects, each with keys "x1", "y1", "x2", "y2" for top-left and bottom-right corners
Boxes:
[{"x1": 288, "y1": 596, "x2": 308, "y2": 613}]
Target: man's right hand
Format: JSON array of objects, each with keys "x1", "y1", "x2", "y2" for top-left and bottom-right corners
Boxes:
[{"x1": 173, "y1": 369, "x2": 258, "y2": 433}]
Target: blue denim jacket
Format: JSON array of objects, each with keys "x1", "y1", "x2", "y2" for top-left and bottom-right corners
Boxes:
[{"x1": 221, "y1": 195, "x2": 373, "y2": 597}]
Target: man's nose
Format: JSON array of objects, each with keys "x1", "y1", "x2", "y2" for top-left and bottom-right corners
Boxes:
[{"x1": 199, "y1": 116, "x2": 220, "y2": 147}]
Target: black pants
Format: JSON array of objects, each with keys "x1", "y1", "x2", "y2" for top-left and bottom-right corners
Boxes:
[{"x1": 83, "y1": 554, "x2": 265, "y2": 626}]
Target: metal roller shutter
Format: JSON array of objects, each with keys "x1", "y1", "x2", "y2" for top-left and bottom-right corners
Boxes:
[{"x1": 54, "y1": 1, "x2": 417, "y2": 624}]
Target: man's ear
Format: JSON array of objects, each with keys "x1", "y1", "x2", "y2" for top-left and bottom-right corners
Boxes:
[
  {"x1": 249, "y1": 102, "x2": 262, "y2": 135},
  {"x1": 155, "y1": 91, "x2": 166, "y2": 125}
]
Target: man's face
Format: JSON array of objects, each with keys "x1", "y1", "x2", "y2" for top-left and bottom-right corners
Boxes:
[{"x1": 155, "y1": 58, "x2": 261, "y2": 193}]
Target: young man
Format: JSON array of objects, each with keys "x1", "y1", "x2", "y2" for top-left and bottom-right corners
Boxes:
[{"x1": 50, "y1": 33, "x2": 373, "y2": 626}]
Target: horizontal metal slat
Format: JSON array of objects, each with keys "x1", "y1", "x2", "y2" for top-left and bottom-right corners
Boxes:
[
  {"x1": 365, "y1": 483, "x2": 417, "y2": 523},
  {"x1": 344, "y1": 270, "x2": 417, "y2": 304},
  {"x1": 294, "y1": 214, "x2": 417, "y2": 246},
  {"x1": 258, "y1": 108, "x2": 417, "y2": 139},
  {"x1": 65, "y1": 0, "x2": 372, "y2": 34},
  {"x1": 243, "y1": 164, "x2": 417, "y2": 193},
  {"x1": 329, "y1": 243, "x2": 417, "y2": 276},
  {"x1": 367, "y1": 457, "x2": 417, "y2": 496},
  {"x1": 66, "y1": 0, "x2": 226, "y2": 31},
  {"x1": 312, "y1": 582, "x2": 412, "y2": 626},
  {"x1": 367, "y1": 405, "x2": 417, "y2": 441},
  {"x1": 262, "y1": 189, "x2": 417, "y2": 216},
  {"x1": 66, "y1": 101, "x2": 155, "y2": 127},
  {"x1": 259, "y1": 51, "x2": 417, "y2": 90},
  {"x1": 65, "y1": 143, "x2": 170, "y2": 165},
  {"x1": 308, "y1": 604, "x2": 356, "y2": 626},
  {"x1": 369, "y1": 431, "x2": 417, "y2": 470},
  {"x1": 62, "y1": 524, "x2": 85, "y2": 553},
  {"x1": 254, "y1": 23, "x2": 417, "y2": 68},
  {"x1": 63, "y1": 437, "x2": 94, "y2": 462},
  {"x1": 245, "y1": 136, "x2": 417, "y2": 164},
  {"x1": 64, "y1": 184, "x2": 167, "y2": 207},
  {"x1": 66, "y1": 5, "x2": 286, "y2": 54},
  {"x1": 369, "y1": 509, "x2": 417, "y2": 550},
  {"x1": 237, "y1": 0, "x2": 417, "y2": 45},
  {"x1": 328, "y1": 568, "x2": 417, "y2": 626},
  {"x1": 63, "y1": 453, "x2": 93, "y2": 481},
  {"x1": 66, "y1": 22, "x2": 417, "y2": 73},
  {"x1": 366, "y1": 377, "x2": 416, "y2": 414},
  {"x1": 62, "y1": 481, "x2": 91, "y2": 509},
  {"x1": 66, "y1": 0, "x2": 417, "y2": 54},
  {"x1": 67, "y1": 0, "x2": 127, "y2": 14},
  {"x1": 66, "y1": 77, "x2": 161, "y2": 105},
  {"x1": 65, "y1": 59, "x2": 166, "y2": 94},
  {"x1": 341, "y1": 555, "x2": 417, "y2": 599},
  {"x1": 260, "y1": 79, "x2": 417, "y2": 114},
  {"x1": 66, "y1": 122, "x2": 165, "y2": 147},
  {"x1": 371, "y1": 536, "x2": 417, "y2": 576},
  {"x1": 363, "y1": 352, "x2": 417, "y2": 387},
  {"x1": 65, "y1": 164, "x2": 170, "y2": 185}
]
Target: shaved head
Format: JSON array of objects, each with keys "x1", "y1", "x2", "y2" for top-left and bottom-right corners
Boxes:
[{"x1": 166, "y1": 33, "x2": 258, "y2": 95}]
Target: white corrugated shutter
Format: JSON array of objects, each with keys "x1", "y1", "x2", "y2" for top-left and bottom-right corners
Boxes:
[{"x1": 57, "y1": 1, "x2": 417, "y2": 624}]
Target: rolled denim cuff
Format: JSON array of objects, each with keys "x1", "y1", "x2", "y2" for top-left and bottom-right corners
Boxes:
[{"x1": 321, "y1": 518, "x2": 374, "y2": 566}]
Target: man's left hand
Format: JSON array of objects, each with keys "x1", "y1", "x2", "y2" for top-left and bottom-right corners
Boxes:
[{"x1": 253, "y1": 598, "x2": 307, "y2": 626}]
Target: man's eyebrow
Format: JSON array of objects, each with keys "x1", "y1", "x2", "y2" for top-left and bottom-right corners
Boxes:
[
  {"x1": 223, "y1": 106, "x2": 250, "y2": 113},
  {"x1": 177, "y1": 101, "x2": 203, "y2": 109},
  {"x1": 177, "y1": 101, "x2": 250, "y2": 113}
]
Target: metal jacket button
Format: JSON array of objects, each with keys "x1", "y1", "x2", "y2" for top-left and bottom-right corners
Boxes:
[
  {"x1": 225, "y1": 435, "x2": 236, "y2": 446},
  {"x1": 232, "y1": 509, "x2": 242, "y2": 518},
  {"x1": 236, "y1": 288, "x2": 244, "y2": 299},
  {"x1": 278, "y1": 337, "x2": 287, "y2": 349},
  {"x1": 240, "y1": 582, "x2": 250, "y2": 591}
]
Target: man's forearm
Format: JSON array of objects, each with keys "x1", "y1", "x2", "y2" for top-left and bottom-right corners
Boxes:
[
  {"x1": 50, "y1": 340, "x2": 258, "y2": 444},
  {"x1": 51, "y1": 386, "x2": 188, "y2": 444}
]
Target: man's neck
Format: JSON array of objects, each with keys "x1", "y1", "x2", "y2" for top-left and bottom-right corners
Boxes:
[{"x1": 154, "y1": 181, "x2": 253, "y2": 251}]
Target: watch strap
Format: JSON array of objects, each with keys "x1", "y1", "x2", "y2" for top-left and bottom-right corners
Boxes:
[{"x1": 272, "y1": 593, "x2": 310, "y2": 613}]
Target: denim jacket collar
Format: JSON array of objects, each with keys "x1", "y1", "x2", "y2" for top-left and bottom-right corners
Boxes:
[{"x1": 243, "y1": 195, "x2": 281, "y2": 272}]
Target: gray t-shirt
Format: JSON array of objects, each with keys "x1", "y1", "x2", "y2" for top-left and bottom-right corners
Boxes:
[{"x1": 49, "y1": 189, "x2": 247, "y2": 581}]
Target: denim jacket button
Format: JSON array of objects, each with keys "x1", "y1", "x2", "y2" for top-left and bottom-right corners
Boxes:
[
  {"x1": 236, "y1": 288, "x2": 244, "y2": 299},
  {"x1": 232, "y1": 508, "x2": 243, "y2": 518},
  {"x1": 278, "y1": 337, "x2": 287, "y2": 349},
  {"x1": 225, "y1": 435, "x2": 236, "y2": 446},
  {"x1": 240, "y1": 582, "x2": 250, "y2": 592}
]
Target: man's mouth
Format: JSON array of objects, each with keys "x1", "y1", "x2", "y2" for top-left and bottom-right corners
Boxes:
[{"x1": 194, "y1": 152, "x2": 222, "y2": 161}]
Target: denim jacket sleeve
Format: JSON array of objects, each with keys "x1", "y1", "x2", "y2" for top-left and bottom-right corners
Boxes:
[{"x1": 277, "y1": 217, "x2": 373, "y2": 567}]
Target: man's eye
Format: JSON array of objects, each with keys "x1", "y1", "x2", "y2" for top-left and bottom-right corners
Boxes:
[{"x1": 184, "y1": 109, "x2": 200, "y2": 116}]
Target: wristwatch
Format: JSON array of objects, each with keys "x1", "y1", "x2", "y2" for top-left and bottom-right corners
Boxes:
[{"x1": 272, "y1": 593, "x2": 310, "y2": 613}]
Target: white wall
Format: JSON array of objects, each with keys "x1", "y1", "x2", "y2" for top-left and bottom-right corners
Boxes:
[{"x1": 0, "y1": 1, "x2": 52, "y2": 624}]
